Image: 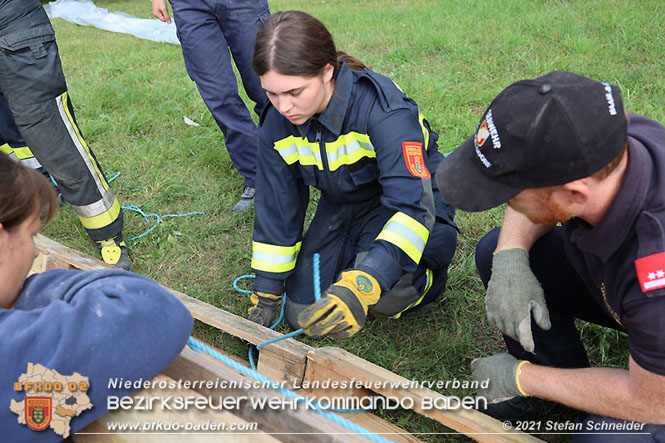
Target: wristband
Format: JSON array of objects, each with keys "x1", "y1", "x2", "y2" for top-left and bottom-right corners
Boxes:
[{"x1": 515, "y1": 360, "x2": 531, "y2": 396}]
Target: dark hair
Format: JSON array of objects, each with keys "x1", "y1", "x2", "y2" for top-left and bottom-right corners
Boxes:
[
  {"x1": 253, "y1": 10, "x2": 366, "y2": 79},
  {"x1": 0, "y1": 155, "x2": 57, "y2": 231}
]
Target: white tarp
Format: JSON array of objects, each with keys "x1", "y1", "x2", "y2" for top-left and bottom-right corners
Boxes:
[{"x1": 45, "y1": 0, "x2": 179, "y2": 45}]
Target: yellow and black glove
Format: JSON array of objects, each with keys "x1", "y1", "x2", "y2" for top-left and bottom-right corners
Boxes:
[
  {"x1": 297, "y1": 270, "x2": 381, "y2": 338},
  {"x1": 247, "y1": 291, "x2": 282, "y2": 328}
]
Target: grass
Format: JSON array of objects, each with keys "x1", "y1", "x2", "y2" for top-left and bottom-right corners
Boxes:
[{"x1": 38, "y1": 0, "x2": 663, "y2": 441}]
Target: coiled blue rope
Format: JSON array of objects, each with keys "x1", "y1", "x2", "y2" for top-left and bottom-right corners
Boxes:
[
  {"x1": 187, "y1": 337, "x2": 390, "y2": 443},
  {"x1": 105, "y1": 172, "x2": 205, "y2": 241},
  {"x1": 121, "y1": 205, "x2": 204, "y2": 242}
]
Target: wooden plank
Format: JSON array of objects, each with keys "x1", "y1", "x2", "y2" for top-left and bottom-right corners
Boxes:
[
  {"x1": 34, "y1": 234, "x2": 114, "y2": 271},
  {"x1": 73, "y1": 374, "x2": 279, "y2": 443},
  {"x1": 167, "y1": 289, "x2": 312, "y2": 386},
  {"x1": 32, "y1": 235, "x2": 539, "y2": 440},
  {"x1": 163, "y1": 348, "x2": 371, "y2": 442},
  {"x1": 306, "y1": 347, "x2": 543, "y2": 443},
  {"x1": 33, "y1": 234, "x2": 313, "y2": 387}
]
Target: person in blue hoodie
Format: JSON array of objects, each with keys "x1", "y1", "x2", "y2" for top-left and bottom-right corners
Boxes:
[{"x1": 0, "y1": 154, "x2": 194, "y2": 441}]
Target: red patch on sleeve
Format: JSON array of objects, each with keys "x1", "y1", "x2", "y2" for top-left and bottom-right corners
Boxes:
[
  {"x1": 634, "y1": 252, "x2": 665, "y2": 293},
  {"x1": 402, "y1": 142, "x2": 430, "y2": 178}
]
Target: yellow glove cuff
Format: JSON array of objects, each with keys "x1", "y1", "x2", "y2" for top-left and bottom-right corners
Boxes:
[
  {"x1": 336, "y1": 270, "x2": 381, "y2": 311},
  {"x1": 249, "y1": 291, "x2": 282, "y2": 313}
]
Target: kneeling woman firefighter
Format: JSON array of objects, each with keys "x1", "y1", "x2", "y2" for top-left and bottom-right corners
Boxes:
[{"x1": 247, "y1": 10, "x2": 457, "y2": 338}]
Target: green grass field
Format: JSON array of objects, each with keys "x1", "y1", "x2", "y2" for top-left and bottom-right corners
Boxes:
[{"x1": 40, "y1": 0, "x2": 665, "y2": 440}]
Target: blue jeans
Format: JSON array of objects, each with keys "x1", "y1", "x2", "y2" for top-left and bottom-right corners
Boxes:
[{"x1": 169, "y1": 0, "x2": 270, "y2": 187}]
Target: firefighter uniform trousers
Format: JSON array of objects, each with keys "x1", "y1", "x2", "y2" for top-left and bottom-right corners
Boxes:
[
  {"x1": 285, "y1": 195, "x2": 458, "y2": 319},
  {"x1": 0, "y1": 0, "x2": 122, "y2": 242},
  {"x1": 0, "y1": 92, "x2": 45, "y2": 171}
]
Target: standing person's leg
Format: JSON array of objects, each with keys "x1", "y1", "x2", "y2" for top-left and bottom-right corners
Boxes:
[
  {"x1": 0, "y1": 0, "x2": 128, "y2": 269},
  {"x1": 0, "y1": 92, "x2": 45, "y2": 172},
  {"x1": 170, "y1": 0, "x2": 260, "y2": 212},
  {"x1": 220, "y1": 0, "x2": 270, "y2": 117}
]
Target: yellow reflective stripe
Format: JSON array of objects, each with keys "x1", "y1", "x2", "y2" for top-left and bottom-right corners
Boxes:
[
  {"x1": 78, "y1": 198, "x2": 121, "y2": 230},
  {"x1": 251, "y1": 241, "x2": 302, "y2": 273},
  {"x1": 325, "y1": 132, "x2": 376, "y2": 171},
  {"x1": 58, "y1": 92, "x2": 109, "y2": 192},
  {"x1": 0, "y1": 143, "x2": 35, "y2": 160},
  {"x1": 273, "y1": 136, "x2": 323, "y2": 170},
  {"x1": 375, "y1": 212, "x2": 429, "y2": 263},
  {"x1": 392, "y1": 268, "x2": 433, "y2": 319},
  {"x1": 418, "y1": 113, "x2": 429, "y2": 151}
]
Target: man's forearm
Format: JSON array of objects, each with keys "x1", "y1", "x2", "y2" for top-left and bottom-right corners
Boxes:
[
  {"x1": 496, "y1": 206, "x2": 554, "y2": 251},
  {"x1": 520, "y1": 362, "x2": 665, "y2": 424}
]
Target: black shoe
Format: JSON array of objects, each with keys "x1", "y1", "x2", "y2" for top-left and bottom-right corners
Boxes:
[
  {"x1": 478, "y1": 396, "x2": 559, "y2": 422},
  {"x1": 233, "y1": 186, "x2": 255, "y2": 214}
]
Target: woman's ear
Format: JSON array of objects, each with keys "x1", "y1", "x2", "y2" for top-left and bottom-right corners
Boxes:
[{"x1": 323, "y1": 63, "x2": 335, "y2": 83}]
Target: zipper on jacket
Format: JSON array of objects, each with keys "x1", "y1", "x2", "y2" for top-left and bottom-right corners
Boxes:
[{"x1": 314, "y1": 121, "x2": 340, "y2": 201}]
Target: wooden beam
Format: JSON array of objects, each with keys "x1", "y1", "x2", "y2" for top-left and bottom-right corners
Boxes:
[
  {"x1": 305, "y1": 347, "x2": 543, "y2": 443},
  {"x1": 33, "y1": 234, "x2": 312, "y2": 386},
  {"x1": 167, "y1": 289, "x2": 312, "y2": 386},
  {"x1": 163, "y1": 348, "x2": 370, "y2": 442}
]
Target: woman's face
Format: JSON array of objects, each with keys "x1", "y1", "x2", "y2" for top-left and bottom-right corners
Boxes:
[
  {"x1": 260, "y1": 64, "x2": 335, "y2": 126},
  {"x1": 0, "y1": 212, "x2": 41, "y2": 308}
]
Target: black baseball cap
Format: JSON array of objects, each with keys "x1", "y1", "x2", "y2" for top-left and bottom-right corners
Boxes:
[{"x1": 436, "y1": 71, "x2": 627, "y2": 212}]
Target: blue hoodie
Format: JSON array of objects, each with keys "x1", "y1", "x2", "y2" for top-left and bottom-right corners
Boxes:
[{"x1": 2, "y1": 269, "x2": 193, "y2": 441}]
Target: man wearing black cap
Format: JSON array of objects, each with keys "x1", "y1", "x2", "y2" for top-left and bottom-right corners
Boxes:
[{"x1": 437, "y1": 71, "x2": 665, "y2": 435}]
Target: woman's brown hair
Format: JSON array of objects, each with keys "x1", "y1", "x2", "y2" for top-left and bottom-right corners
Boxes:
[
  {"x1": 0, "y1": 154, "x2": 57, "y2": 231},
  {"x1": 253, "y1": 10, "x2": 366, "y2": 80}
]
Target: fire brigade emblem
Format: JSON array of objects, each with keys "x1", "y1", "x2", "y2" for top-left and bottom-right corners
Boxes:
[
  {"x1": 402, "y1": 142, "x2": 430, "y2": 178},
  {"x1": 25, "y1": 397, "x2": 52, "y2": 431},
  {"x1": 356, "y1": 275, "x2": 374, "y2": 293},
  {"x1": 476, "y1": 120, "x2": 490, "y2": 147}
]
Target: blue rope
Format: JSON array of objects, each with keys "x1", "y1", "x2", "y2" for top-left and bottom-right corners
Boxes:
[
  {"x1": 187, "y1": 338, "x2": 390, "y2": 443},
  {"x1": 107, "y1": 172, "x2": 205, "y2": 242},
  {"x1": 313, "y1": 253, "x2": 322, "y2": 302},
  {"x1": 121, "y1": 205, "x2": 204, "y2": 242},
  {"x1": 239, "y1": 254, "x2": 367, "y2": 413}
]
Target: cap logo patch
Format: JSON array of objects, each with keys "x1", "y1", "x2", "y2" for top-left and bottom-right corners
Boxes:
[
  {"x1": 485, "y1": 109, "x2": 502, "y2": 149},
  {"x1": 634, "y1": 252, "x2": 665, "y2": 293},
  {"x1": 602, "y1": 82, "x2": 618, "y2": 115},
  {"x1": 402, "y1": 142, "x2": 430, "y2": 178},
  {"x1": 476, "y1": 120, "x2": 490, "y2": 147}
]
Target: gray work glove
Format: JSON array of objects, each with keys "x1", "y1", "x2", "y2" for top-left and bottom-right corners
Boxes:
[
  {"x1": 486, "y1": 248, "x2": 551, "y2": 353},
  {"x1": 471, "y1": 353, "x2": 530, "y2": 403},
  {"x1": 247, "y1": 291, "x2": 282, "y2": 328}
]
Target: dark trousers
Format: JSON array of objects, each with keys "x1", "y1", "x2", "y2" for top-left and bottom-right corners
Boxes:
[
  {"x1": 286, "y1": 196, "x2": 457, "y2": 312},
  {"x1": 476, "y1": 227, "x2": 665, "y2": 441},
  {"x1": 476, "y1": 227, "x2": 622, "y2": 367},
  {"x1": 0, "y1": 0, "x2": 122, "y2": 241},
  {"x1": 169, "y1": 0, "x2": 269, "y2": 188}
]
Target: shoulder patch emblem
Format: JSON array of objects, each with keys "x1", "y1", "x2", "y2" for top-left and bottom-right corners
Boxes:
[
  {"x1": 402, "y1": 141, "x2": 430, "y2": 178},
  {"x1": 634, "y1": 252, "x2": 665, "y2": 293}
]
